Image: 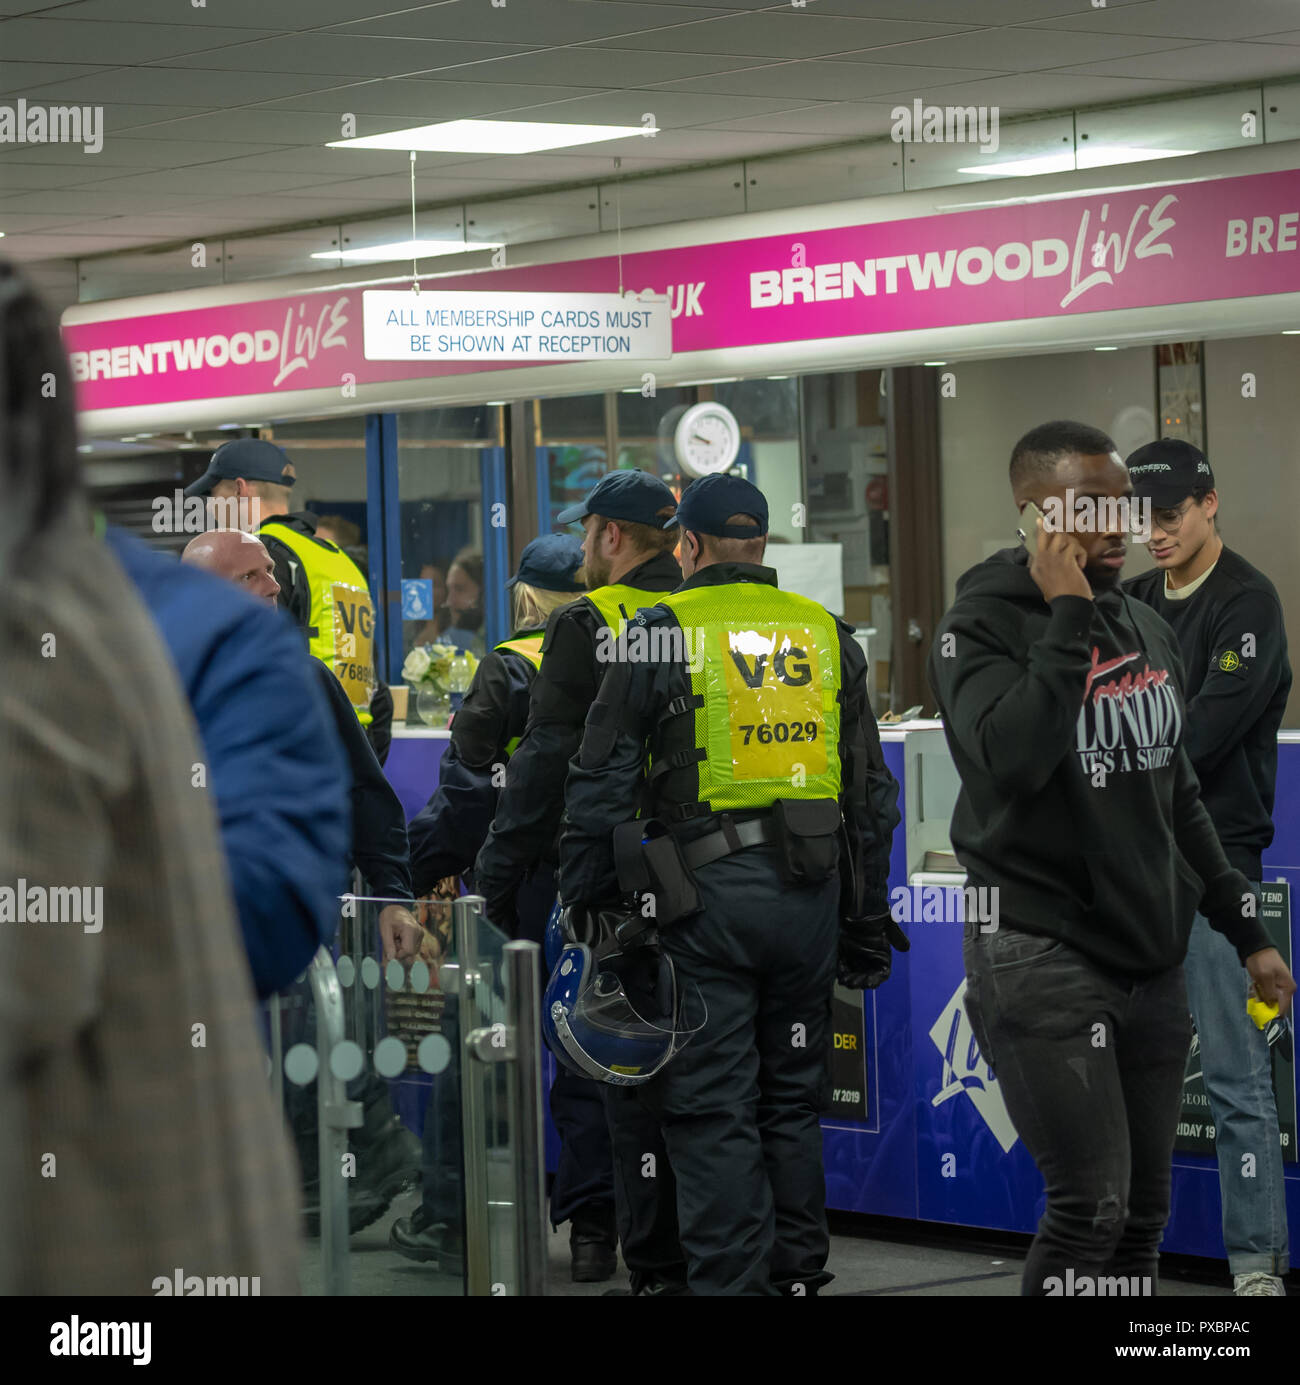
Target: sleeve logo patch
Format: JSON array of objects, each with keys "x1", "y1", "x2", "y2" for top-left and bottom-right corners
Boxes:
[{"x1": 1218, "y1": 650, "x2": 1241, "y2": 672}]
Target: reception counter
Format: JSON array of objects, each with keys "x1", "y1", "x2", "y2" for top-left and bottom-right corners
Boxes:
[{"x1": 384, "y1": 722, "x2": 1300, "y2": 1266}]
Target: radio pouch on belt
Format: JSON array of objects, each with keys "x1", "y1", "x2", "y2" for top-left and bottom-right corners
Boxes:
[
  {"x1": 770, "y1": 798, "x2": 843, "y2": 885},
  {"x1": 612, "y1": 819, "x2": 701, "y2": 927}
]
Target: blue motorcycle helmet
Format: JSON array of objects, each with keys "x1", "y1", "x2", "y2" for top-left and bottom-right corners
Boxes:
[{"x1": 542, "y1": 903, "x2": 705, "y2": 1087}]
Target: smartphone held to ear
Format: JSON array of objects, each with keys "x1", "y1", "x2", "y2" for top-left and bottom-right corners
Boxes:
[{"x1": 1018, "y1": 501, "x2": 1047, "y2": 556}]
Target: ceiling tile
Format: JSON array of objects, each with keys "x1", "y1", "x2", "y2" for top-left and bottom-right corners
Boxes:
[
  {"x1": 20, "y1": 138, "x2": 283, "y2": 168},
  {"x1": 494, "y1": 88, "x2": 819, "y2": 125},
  {"x1": 798, "y1": 0, "x2": 1151, "y2": 20},
  {"x1": 599, "y1": 12, "x2": 977, "y2": 59},
  {"x1": 0, "y1": 60, "x2": 113, "y2": 92},
  {"x1": 0, "y1": 211, "x2": 99, "y2": 231},
  {"x1": 45, "y1": 0, "x2": 423, "y2": 26},
  {"x1": 836, "y1": 26, "x2": 1205, "y2": 69},
  {"x1": 1059, "y1": 43, "x2": 1300, "y2": 82},
  {"x1": 190, "y1": 145, "x2": 474, "y2": 175},
  {"x1": 5, "y1": 232, "x2": 171, "y2": 254},
  {"x1": 0, "y1": 18, "x2": 266, "y2": 64},
  {"x1": 894, "y1": 71, "x2": 1192, "y2": 107},
  {"x1": 161, "y1": 34, "x2": 541, "y2": 78},
  {"x1": 658, "y1": 59, "x2": 1001, "y2": 100},
  {"x1": 83, "y1": 166, "x2": 353, "y2": 196},
  {"x1": 19, "y1": 67, "x2": 349, "y2": 107},
  {"x1": 0, "y1": 161, "x2": 118, "y2": 188},
  {"x1": 0, "y1": 188, "x2": 194, "y2": 213},
  {"x1": 110, "y1": 109, "x2": 358, "y2": 144},
  {"x1": 1036, "y1": 0, "x2": 1300, "y2": 41},
  {"x1": 699, "y1": 101, "x2": 900, "y2": 136},
  {"x1": 429, "y1": 47, "x2": 774, "y2": 87},
  {"x1": 265, "y1": 79, "x2": 593, "y2": 119},
  {"x1": 333, "y1": 1, "x2": 730, "y2": 44}
]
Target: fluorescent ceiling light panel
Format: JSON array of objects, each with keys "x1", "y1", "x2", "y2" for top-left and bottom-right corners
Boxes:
[
  {"x1": 957, "y1": 145, "x2": 1198, "y2": 178},
  {"x1": 328, "y1": 119, "x2": 650, "y2": 154},
  {"x1": 311, "y1": 239, "x2": 502, "y2": 261}
]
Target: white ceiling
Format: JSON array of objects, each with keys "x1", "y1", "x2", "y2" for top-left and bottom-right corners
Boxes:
[{"x1": 1, "y1": 0, "x2": 1299, "y2": 289}]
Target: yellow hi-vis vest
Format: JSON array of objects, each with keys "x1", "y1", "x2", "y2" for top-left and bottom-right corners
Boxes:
[
  {"x1": 583, "y1": 581, "x2": 665, "y2": 642},
  {"x1": 655, "y1": 583, "x2": 842, "y2": 812},
  {"x1": 260, "y1": 519, "x2": 376, "y2": 725},
  {"x1": 494, "y1": 631, "x2": 544, "y2": 757}
]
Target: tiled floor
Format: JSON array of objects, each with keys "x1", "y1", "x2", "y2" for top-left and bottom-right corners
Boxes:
[{"x1": 302, "y1": 1189, "x2": 1239, "y2": 1296}]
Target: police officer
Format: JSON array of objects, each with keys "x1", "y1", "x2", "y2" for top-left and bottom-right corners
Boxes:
[
  {"x1": 560, "y1": 473, "x2": 902, "y2": 1296},
  {"x1": 184, "y1": 437, "x2": 393, "y2": 759},
  {"x1": 475, "y1": 469, "x2": 689, "y2": 1294},
  {"x1": 399, "y1": 533, "x2": 619, "y2": 1280}
]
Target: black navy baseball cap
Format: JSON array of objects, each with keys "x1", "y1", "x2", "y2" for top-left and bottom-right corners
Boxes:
[
  {"x1": 506, "y1": 533, "x2": 585, "y2": 593},
  {"x1": 1125, "y1": 439, "x2": 1215, "y2": 507},
  {"x1": 672, "y1": 473, "x2": 769, "y2": 538},
  {"x1": 556, "y1": 468, "x2": 679, "y2": 528},
  {"x1": 184, "y1": 438, "x2": 297, "y2": 499}
]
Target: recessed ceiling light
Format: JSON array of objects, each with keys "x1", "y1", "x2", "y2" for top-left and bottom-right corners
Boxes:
[
  {"x1": 312, "y1": 238, "x2": 502, "y2": 261},
  {"x1": 484, "y1": 400, "x2": 508, "y2": 406},
  {"x1": 957, "y1": 145, "x2": 1197, "y2": 178},
  {"x1": 1283, "y1": 329, "x2": 1300, "y2": 335},
  {"x1": 923, "y1": 361, "x2": 947, "y2": 366},
  {"x1": 766, "y1": 375, "x2": 791, "y2": 380},
  {"x1": 328, "y1": 119, "x2": 651, "y2": 155},
  {"x1": 1094, "y1": 346, "x2": 1120, "y2": 352}
]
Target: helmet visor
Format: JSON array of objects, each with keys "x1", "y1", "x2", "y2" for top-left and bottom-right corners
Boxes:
[{"x1": 550, "y1": 947, "x2": 706, "y2": 1085}]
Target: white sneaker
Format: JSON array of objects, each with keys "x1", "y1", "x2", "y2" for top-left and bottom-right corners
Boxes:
[{"x1": 1233, "y1": 1272, "x2": 1285, "y2": 1296}]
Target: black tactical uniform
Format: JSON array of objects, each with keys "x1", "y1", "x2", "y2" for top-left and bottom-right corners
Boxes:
[{"x1": 561, "y1": 478, "x2": 900, "y2": 1296}]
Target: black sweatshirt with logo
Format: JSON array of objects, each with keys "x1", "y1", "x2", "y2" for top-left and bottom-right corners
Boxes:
[
  {"x1": 927, "y1": 547, "x2": 1271, "y2": 977},
  {"x1": 1124, "y1": 547, "x2": 1291, "y2": 881}
]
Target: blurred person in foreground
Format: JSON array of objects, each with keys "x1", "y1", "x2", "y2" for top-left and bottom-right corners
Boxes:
[
  {"x1": 182, "y1": 527, "x2": 423, "y2": 1234},
  {"x1": 0, "y1": 260, "x2": 301, "y2": 1294}
]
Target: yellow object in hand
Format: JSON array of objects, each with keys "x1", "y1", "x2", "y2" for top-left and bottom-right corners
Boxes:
[{"x1": 1247, "y1": 995, "x2": 1280, "y2": 1030}]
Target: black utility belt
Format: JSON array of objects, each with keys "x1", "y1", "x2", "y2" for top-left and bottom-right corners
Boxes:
[{"x1": 613, "y1": 799, "x2": 843, "y2": 927}]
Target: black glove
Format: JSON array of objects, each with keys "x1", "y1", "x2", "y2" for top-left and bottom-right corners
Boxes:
[{"x1": 838, "y1": 913, "x2": 909, "y2": 990}]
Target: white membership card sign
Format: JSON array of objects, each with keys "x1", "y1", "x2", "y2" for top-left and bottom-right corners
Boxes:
[{"x1": 363, "y1": 290, "x2": 672, "y2": 362}]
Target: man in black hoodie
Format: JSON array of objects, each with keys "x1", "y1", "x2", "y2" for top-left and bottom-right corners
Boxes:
[
  {"x1": 927, "y1": 420, "x2": 1294, "y2": 1297},
  {"x1": 1125, "y1": 440, "x2": 1292, "y2": 1295}
]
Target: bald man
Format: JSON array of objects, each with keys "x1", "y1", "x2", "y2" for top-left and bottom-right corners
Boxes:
[
  {"x1": 183, "y1": 528, "x2": 426, "y2": 1235},
  {"x1": 182, "y1": 531, "x2": 420, "y2": 960},
  {"x1": 182, "y1": 528, "x2": 282, "y2": 607}
]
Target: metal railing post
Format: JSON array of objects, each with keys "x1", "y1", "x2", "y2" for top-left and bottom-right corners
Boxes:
[
  {"x1": 504, "y1": 941, "x2": 547, "y2": 1297},
  {"x1": 310, "y1": 946, "x2": 361, "y2": 1296},
  {"x1": 456, "y1": 896, "x2": 492, "y2": 1295}
]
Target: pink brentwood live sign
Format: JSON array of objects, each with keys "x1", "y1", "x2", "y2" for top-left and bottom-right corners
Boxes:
[{"x1": 63, "y1": 169, "x2": 1300, "y2": 414}]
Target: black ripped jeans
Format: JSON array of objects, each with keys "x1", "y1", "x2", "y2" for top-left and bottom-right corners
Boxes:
[{"x1": 962, "y1": 919, "x2": 1191, "y2": 1296}]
